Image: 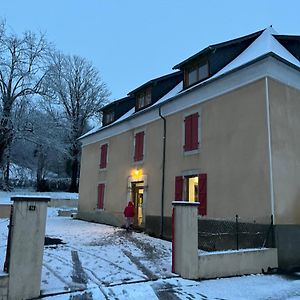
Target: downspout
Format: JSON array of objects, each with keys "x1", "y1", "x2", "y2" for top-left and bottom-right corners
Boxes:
[
  {"x1": 159, "y1": 107, "x2": 166, "y2": 237},
  {"x1": 265, "y1": 77, "x2": 275, "y2": 224}
]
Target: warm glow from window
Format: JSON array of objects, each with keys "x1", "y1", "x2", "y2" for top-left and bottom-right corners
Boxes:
[
  {"x1": 131, "y1": 168, "x2": 143, "y2": 180},
  {"x1": 185, "y1": 176, "x2": 198, "y2": 202}
]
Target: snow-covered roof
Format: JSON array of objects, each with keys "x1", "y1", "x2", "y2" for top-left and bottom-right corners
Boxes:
[
  {"x1": 211, "y1": 26, "x2": 300, "y2": 79},
  {"x1": 80, "y1": 27, "x2": 300, "y2": 141}
]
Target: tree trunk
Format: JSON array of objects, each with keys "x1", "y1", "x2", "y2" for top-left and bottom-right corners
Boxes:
[
  {"x1": 0, "y1": 104, "x2": 13, "y2": 190},
  {"x1": 69, "y1": 143, "x2": 79, "y2": 192},
  {"x1": 36, "y1": 144, "x2": 47, "y2": 192}
]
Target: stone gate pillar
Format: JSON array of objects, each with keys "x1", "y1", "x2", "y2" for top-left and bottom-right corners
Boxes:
[
  {"x1": 172, "y1": 201, "x2": 199, "y2": 279},
  {"x1": 8, "y1": 196, "x2": 50, "y2": 300}
]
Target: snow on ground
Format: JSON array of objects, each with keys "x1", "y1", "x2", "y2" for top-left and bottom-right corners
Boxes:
[
  {"x1": 0, "y1": 190, "x2": 78, "y2": 204},
  {"x1": 1, "y1": 195, "x2": 300, "y2": 299}
]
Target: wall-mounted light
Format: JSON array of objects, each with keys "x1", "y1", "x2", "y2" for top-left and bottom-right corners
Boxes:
[{"x1": 131, "y1": 168, "x2": 143, "y2": 181}]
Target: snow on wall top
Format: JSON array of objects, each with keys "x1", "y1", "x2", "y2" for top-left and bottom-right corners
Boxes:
[{"x1": 80, "y1": 27, "x2": 300, "y2": 140}]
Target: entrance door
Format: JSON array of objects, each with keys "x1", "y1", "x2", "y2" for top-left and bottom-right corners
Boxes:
[{"x1": 131, "y1": 181, "x2": 144, "y2": 226}]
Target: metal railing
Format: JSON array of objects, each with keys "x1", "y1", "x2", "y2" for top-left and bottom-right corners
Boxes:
[{"x1": 198, "y1": 215, "x2": 274, "y2": 252}]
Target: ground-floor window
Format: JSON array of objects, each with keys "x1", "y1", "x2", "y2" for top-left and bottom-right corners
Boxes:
[
  {"x1": 175, "y1": 173, "x2": 207, "y2": 215},
  {"x1": 97, "y1": 183, "x2": 105, "y2": 209}
]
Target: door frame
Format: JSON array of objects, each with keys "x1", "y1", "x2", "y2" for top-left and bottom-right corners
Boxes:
[{"x1": 127, "y1": 174, "x2": 147, "y2": 227}]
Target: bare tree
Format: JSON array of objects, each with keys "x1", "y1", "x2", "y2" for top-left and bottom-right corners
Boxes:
[
  {"x1": 43, "y1": 53, "x2": 110, "y2": 192},
  {"x1": 0, "y1": 22, "x2": 50, "y2": 189}
]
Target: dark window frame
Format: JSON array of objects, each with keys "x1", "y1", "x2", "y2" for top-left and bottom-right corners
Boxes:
[
  {"x1": 136, "y1": 87, "x2": 152, "y2": 111},
  {"x1": 184, "y1": 59, "x2": 210, "y2": 89},
  {"x1": 103, "y1": 109, "x2": 115, "y2": 125}
]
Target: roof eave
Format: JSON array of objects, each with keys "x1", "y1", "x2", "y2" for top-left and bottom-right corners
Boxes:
[{"x1": 79, "y1": 53, "x2": 300, "y2": 142}]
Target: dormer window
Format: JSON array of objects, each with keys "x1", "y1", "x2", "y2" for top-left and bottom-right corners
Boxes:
[
  {"x1": 136, "y1": 87, "x2": 152, "y2": 110},
  {"x1": 103, "y1": 109, "x2": 115, "y2": 126},
  {"x1": 184, "y1": 60, "x2": 209, "y2": 88}
]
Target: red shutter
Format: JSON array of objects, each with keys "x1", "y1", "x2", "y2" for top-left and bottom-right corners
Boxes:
[
  {"x1": 134, "y1": 131, "x2": 144, "y2": 161},
  {"x1": 184, "y1": 115, "x2": 192, "y2": 151},
  {"x1": 198, "y1": 174, "x2": 207, "y2": 215},
  {"x1": 191, "y1": 113, "x2": 199, "y2": 150},
  {"x1": 184, "y1": 113, "x2": 199, "y2": 151},
  {"x1": 100, "y1": 144, "x2": 108, "y2": 169},
  {"x1": 97, "y1": 183, "x2": 105, "y2": 209},
  {"x1": 175, "y1": 176, "x2": 183, "y2": 201}
]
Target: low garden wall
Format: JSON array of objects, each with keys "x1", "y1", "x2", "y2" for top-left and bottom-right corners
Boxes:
[
  {"x1": 172, "y1": 202, "x2": 278, "y2": 280},
  {"x1": 198, "y1": 248, "x2": 278, "y2": 279},
  {"x1": 0, "y1": 204, "x2": 11, "y2": 218},
  {"x1": 48, "y1": 199, "x2": 78, "y2": 208}
]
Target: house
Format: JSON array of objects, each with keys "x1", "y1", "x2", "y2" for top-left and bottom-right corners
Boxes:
[{"x1": 78, "y1": 27, "x2": 300, "y2": 270}]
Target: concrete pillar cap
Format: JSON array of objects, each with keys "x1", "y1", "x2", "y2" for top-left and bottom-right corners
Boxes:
[{"x1": 172, "y1": 201, "x2": 200, "y2": 206}]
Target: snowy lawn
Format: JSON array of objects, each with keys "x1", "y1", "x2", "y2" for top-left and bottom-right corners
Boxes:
[
  {"x1": 0, "y1": 190, "x2": 78, "y2": 204},
  {"x1": 0, "y1": 204, "x2": 300, "y2": 299}
]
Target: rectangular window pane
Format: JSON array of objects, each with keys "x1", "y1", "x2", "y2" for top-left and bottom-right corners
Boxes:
[
  {"x1": 145, "y1": 89, "x2": 151, "y2": 106},
  {"x1": 137, "y1": 94, "x2": 145, "y2": 109},
  {"x1": 188, "y1": 176, "x2": 198, "y2": 202},
  {"x1": 188, "y1": 68, "x2": 197, "y2": 85},
  {"x1": 198, "y1": 63, "x2": 208, "y2": 80}
]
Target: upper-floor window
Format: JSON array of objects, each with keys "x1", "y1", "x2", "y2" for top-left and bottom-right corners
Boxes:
[
  {"x1": 99, "y1": 143, "x2": 108, "y2": 169},
  {"x1": 185, "y1": 60, "x2": 209, "y2": 88},
  {"x1": 103, "y1": 110, "x2": 115, "y2": 125},
  {"x1": 136, "y1": 88, "x2": 151, "y2": 110},
  {"x1": 184, "y1": 113, "x2": 199, "y2": 152},
  {"x1": 134, "y1": 131, "x2": 145, "y2": 162}
]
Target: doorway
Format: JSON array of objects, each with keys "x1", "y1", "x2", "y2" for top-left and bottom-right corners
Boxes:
[{"x1": 131, "y1": 181, "x2": 144, "y2": 226}]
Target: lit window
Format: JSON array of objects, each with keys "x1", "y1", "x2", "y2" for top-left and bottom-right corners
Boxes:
[
  {"x1": 174, "y1": 174, "x2": 207, "y2": 215},
  {"x1": 185, "y1": 176, "x2": 199, "y2": 202}
]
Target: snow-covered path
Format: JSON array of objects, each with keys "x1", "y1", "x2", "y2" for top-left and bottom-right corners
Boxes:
[
  {"x1": 1, "y1": 206, "x2": 300, "y2": 299},
  {"x1": 42, "y1": 209, "x2": 172, "y2": 295}
]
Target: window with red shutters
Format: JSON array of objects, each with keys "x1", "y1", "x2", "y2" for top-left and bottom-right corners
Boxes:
[
  {"x1": 134, "y1": 131, "x2": 144, "y2": 162},
  {"x1": 175, "y1": 176, "x2": 183, "y2": 201},
  {"x1": 97, "y1": 183, "x2": 105, "y2": 209},
  {"x1": 184, "y1": 113, "x2": 199, "y2": 151},
  {"x1": 198, "y1": 174, "x2": 207, "y2": 215},
  {"x1": 99, "y1": 144, "x2": 108, "y2": 169}
]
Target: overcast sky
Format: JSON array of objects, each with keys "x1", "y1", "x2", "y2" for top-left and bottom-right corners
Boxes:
[{"x1": 2, "y1": 0, "x2": 300, "y2": 101}]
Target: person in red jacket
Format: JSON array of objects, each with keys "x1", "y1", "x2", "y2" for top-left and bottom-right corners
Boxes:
[{"x1": 124, "y1": 201, "x2": 135, "y2": 230}]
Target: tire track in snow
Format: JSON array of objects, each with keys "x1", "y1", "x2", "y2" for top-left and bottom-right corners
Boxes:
[
  {"x1": 45, "y1": 248, "x2": 145, "y2": 287},
  {"x1": 44, "y1": 251, "x2": 104, "y2": 285},
  {"x1": 42, "y1": 262, "x2": 81, "y2": 290},
  {"x1": 64, "y1": 244, "x2": 148, "y2": 280}
]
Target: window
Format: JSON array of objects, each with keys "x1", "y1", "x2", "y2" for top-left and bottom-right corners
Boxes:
[
  {"x1": 184, "y1": 113, "x2": 199, "y2": 151},
  {"x1": 185, "y1": 176, "x2": 199, "y2": 202},
  {"x1": 97, "y1": 183, "x2": 105, "y2": 209},
  {"x1": 134, "y1": 131, "x2": 144, "y2": 162},
  {"x1": 185, "y1": 61, "x2": 209, "y2": 87},
  {"x1": 174, "y1": 174, "x2": 207, "y2": 215},
  {"x1": 103, "y1": 110, "x2": 114, "y2": 125},
  {"x1": 136, "y1": 88, "x2": 151, "y2": 110},
  {"x1": 99, "y1": 144, "x2": 108, "y2": 169}
]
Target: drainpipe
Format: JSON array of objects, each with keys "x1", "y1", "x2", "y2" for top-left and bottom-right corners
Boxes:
[{"x1": 159, "y1": 107, "x2": 166, "y2": 238}]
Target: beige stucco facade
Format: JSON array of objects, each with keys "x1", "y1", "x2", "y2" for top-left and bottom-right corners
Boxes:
[
  {"x1": 79, "y1": 78, "x2": 275, "y2": 229},
  {"x1": 268, "y1": 78, "x2": 300, "y2": 225},
  {"x1": 78, "y1": 55, "x2": 300, "y2": 269}
]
